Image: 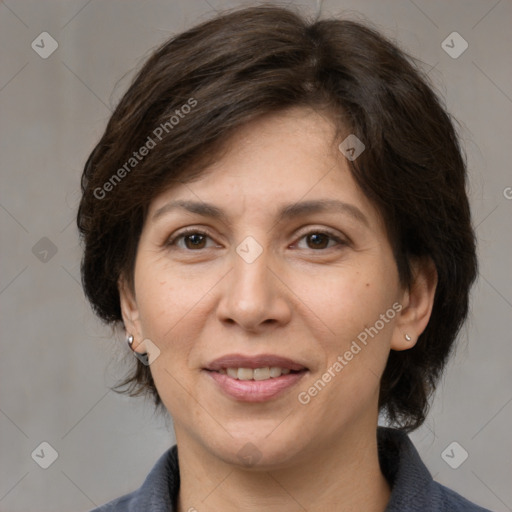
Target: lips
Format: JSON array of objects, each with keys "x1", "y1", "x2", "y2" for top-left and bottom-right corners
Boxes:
[{"x1": 204, "y1": 353, "x2": 308, "y2": 402}]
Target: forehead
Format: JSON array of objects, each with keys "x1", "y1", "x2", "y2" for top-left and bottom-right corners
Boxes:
[{"x1": 147, "y1": 107, "x2": 381, "y2": 228}]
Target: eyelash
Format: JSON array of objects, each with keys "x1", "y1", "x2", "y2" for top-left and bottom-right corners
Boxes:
[{"x1": 165, "y1": 227, "x2": 348, "y2": 251}]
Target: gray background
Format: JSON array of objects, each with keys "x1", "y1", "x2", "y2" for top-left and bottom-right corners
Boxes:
[{"x1": 0, "y1": 0, "x2": 511, "y2": 511}]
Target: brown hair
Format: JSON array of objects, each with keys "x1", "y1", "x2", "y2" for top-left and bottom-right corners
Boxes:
[{"x1": 77, "y1": 5, "x2": 477, "y2": 431}]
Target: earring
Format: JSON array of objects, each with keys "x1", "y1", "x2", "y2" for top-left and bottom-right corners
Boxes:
[
  {"x1": 127, "y1": 334, "x2": 149, "y2": 364},
  {"x1": 404, "y1": 333, "x2": 412, "y2": 342}
]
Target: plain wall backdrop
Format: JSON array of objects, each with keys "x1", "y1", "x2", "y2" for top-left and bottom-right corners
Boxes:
[{"x1": 0, "y1": 1, "x2": 511, "y2": 511}]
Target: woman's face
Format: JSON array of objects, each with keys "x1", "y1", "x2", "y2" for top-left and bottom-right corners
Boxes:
[{"x1": 121, "y1": 107, "x2": 412, "y2": 468}]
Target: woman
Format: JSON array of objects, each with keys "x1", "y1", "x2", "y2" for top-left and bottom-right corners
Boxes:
[{"x1": 78, "y1": 5, "x2": 491, "y2": 511}]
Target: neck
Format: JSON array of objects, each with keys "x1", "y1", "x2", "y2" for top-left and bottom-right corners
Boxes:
[{"x1": 175, "y1": 424, "x2": 390, "y2": 512}]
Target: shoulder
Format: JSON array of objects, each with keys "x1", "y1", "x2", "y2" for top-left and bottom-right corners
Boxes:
[
  {"x1": 88, "y1": 492, "x2": 136, "y2": 512},
  {"x1": 88, "y1": 445, "x2": 180, "y2": 512},
  {"x1": 378, "y1": 427, "x2": 493, "y2": 512},
  {"x1": 432, "y1": 481, "x2": 493, "y2": 511}
]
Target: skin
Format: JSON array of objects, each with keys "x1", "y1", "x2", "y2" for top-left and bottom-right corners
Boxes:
[{"x1": 120, "y1": 107, "x2": 437, "y2": 512}]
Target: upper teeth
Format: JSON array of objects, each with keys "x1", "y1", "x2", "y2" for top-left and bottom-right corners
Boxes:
[{"x1": 220, "y1": 367, "x2": 292, "y2": 380}]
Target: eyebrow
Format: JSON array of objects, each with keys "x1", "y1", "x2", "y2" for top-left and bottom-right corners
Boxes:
[
  {"x1": 152, "y1": 200, "x2": 229, "y2": 224},
  {"x1": 152, "y1": 198, "x2": 369, "y2": 227}
]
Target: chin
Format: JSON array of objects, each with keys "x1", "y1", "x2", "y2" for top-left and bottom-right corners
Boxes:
[{"x1": 205, "y1": 431, "x2": 307, "y2": 471}]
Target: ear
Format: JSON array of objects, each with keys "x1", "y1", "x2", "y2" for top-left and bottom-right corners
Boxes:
[
  {"x1": 391, "y1": 257, "x2": 438, "y2": 351},
  {"x1": 118, "y1": 276, "x2": 145, "y2": 354}
]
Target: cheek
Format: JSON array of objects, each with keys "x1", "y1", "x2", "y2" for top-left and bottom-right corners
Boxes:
[
  {"x1": 294, "y1": 271, "x2": 398, "y2": 433},
  {"x1": 133, "y1": 256, "x2": 221, "y2": 360},
  {"x1": 299, "y1": 260, "x2": 399, "y2": 405},
  {"x1": 304, "y1": 262, "x2": 399, "y2": 344},
  {"x1": 136, "y1": 278, "x2": 178, "y2": 338},
  {"x1": 133, "y1": 263, "x2": 207, "y2": 412},
  {"x1": 134, "y1": 251, "x2": 188, "y2": 324}
]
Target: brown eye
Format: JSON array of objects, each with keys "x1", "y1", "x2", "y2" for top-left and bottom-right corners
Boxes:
[
  {"x1": 306, "y1": 233, "x2": 330, "y2": 249},
  {"x1": 183, "y1": 233, "x2": 207, "y2": 249},
  {"x1": 295, "y1": 231, "x2": 345, "y2": 250},
  {"x1": 166, "y1": 230, "x2": 217, "y2": 250}
]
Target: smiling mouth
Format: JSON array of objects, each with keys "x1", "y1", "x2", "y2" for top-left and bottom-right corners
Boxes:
[
  {"x1": 210, "y1": 367, "x2": 305, "y2": 380},
  {"x1": 204, "y1": 354, "x2": 309, "y2": 401}
]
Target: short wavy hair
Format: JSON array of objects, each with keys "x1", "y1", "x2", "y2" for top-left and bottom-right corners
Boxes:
[{"x1": 77, "y1": 5, "x2": 477, "y2": 431}]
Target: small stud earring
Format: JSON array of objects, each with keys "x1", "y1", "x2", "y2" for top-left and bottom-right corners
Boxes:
[
  {"x1": 126, "y1": 334, "x2": 134, "y2": 349},
  {"x1": 404, "y1": 333, "x2": 412, "y2": 342}
]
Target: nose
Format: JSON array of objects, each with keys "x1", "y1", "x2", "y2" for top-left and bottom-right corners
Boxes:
[{"x1": 216, "y1": 248, "x2": 292, "y2": 333}]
